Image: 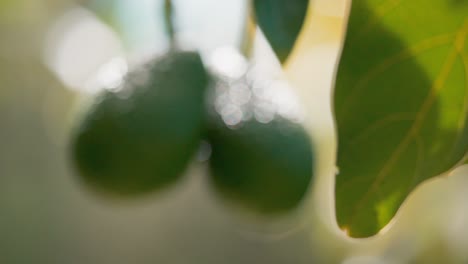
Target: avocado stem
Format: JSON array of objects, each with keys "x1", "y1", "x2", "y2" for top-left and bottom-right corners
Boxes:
[
  {"x1": 240, "y1": 1, "x2": 255, "y2": 58},
  {"x1": 164, "y1": 0, "x2": 177, "y2": 50}
]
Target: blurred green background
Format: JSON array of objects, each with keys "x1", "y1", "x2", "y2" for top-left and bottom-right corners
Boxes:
[
  {"x1": 0, "y1": 1, "x2": 320, "y2": 263},
  {"x1": 1, "y1": 0, "x2": 468, "y2": 263}
]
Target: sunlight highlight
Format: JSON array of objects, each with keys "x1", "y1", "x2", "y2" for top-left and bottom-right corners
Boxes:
[{"x1": 44, "y1": 6, "x2": 124, "y2": 94}]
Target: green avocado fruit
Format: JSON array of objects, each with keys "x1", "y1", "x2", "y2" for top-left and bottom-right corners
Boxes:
[
  {"x1": 207, "y1": 114, "x2": 314, "y2": 214},
  {"x1": 70, "y1": 51, "x2": 209, "y2": 196}
]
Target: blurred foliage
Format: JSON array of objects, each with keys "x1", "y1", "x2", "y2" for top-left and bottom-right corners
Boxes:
[
  {"x1": 0, "y1": 0, "x2": 15, "y2": 12},
  {"x1": 81, "y1": 0, "x2": 115, "y2": 24},
  {"x1": 0, "y1": 1, "x2": 320, "y2": 263}
]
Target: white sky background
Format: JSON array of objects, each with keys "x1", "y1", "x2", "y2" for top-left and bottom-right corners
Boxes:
[
  {"x1": 45, "y1": 0, "x2": 248, "y2": 92},
  {"x1": 116, "y1": 0, "x2": 247, "y2": 60}
]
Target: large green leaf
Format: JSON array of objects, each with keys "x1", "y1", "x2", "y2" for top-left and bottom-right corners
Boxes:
[
  {"x1": 334, "y1": 0, "x2": 468, "y2": 237},
  {"x1": 253, "y1": 0, "x2": 309, "y2": 63}
]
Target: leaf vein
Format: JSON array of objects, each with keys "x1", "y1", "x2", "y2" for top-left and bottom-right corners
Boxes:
[
  {"x1": 339, "y1": 33, "x2": 455, "y2": 118},
  {"x1": 348, "y1": 113, "x2": 415, "y2": 145}
]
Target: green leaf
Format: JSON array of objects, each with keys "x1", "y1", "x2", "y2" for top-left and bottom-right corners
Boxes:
[
  {"x1": 334, "y1": 0, "x2": 468, "y2": 237},
  {"x1": 253, "y1": 0, "x2": 309, "y2": 63}
]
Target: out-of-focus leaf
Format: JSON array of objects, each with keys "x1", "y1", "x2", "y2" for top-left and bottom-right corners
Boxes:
[
  {"x1": 334, "y1": 0, "x2": 468, "y2": 237},
  {"x1": 79, "y1": 0, "x2": 119, "y2": 28},
  {"x1": 253, "y1": 0, "x2": 309, "y2": 63},
  {"x1": 0, "y1": 0, "x2": 26, "y2": 18},
  {"x1": 0, "y1": 0, "x2": 13, "y2": 10}
]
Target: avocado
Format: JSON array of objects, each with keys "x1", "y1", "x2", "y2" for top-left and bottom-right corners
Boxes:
[
  {"x1": 70, "y1": 51, "x2": 209, "y2": 196},
  {"x1": 206, "y1": 79, "x2": 314, "y2": 214}
]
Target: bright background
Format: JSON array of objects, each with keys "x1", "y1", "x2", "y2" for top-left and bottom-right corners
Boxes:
[{"x1": 1, "y1": 0, "x2": 468, "y2": 263}]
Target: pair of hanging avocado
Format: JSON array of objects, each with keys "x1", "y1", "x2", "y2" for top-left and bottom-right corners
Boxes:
[{"x1": 70, "y1": 51, "x2": 314, "y2": 214}]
